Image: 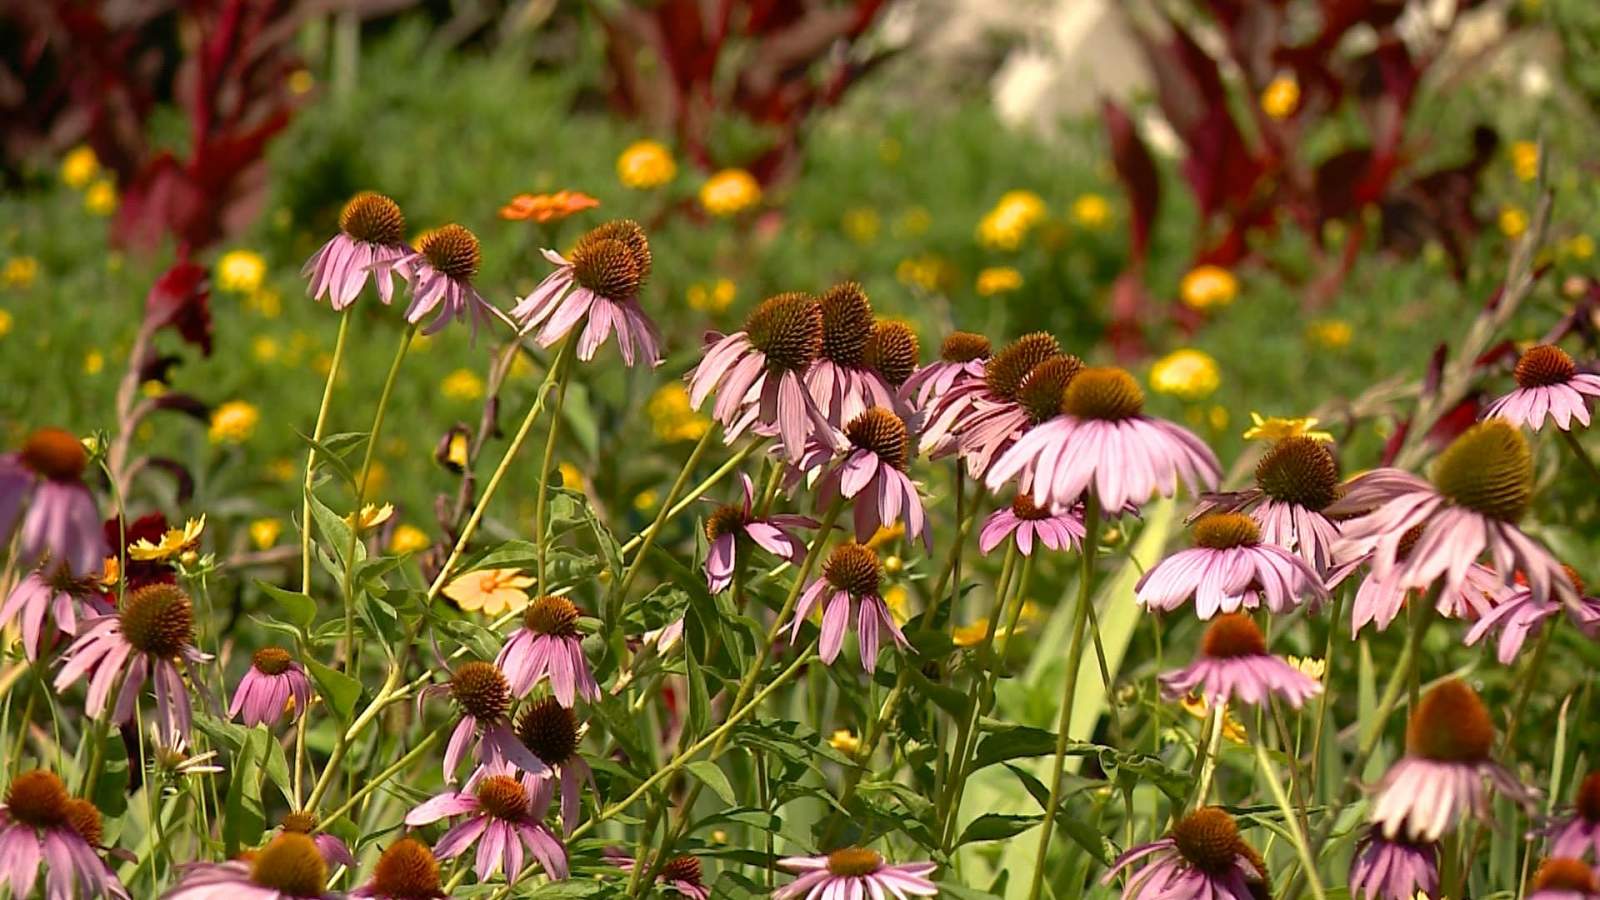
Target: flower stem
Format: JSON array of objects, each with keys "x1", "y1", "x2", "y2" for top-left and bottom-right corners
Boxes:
[
  {"x1": 1193, "y1": 700, "x2": 1228, "y2": 809},
  {"x1": 301, "y1": 312, "x2": 351, "y2": 593},
  {"x1": 533, "y1": 341, "x2": 575, "y2": 593},
  {"x1": 318, "y1": 722, "x2": 447, "y2": 829},
  {"x1": 611, "y1": 427, "x2": 718, "y2": 613},
  {"x1": 1558, "y1": 428, "x2": 1600, "y2": 484},
  {"x1": 616, "y1": 439, "x2": 762, "y2": 557},
  {"x1": 1253, "y1": 740, "x2": 1328, "y2": 900}
]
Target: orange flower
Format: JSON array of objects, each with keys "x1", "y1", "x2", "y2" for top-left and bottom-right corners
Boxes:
[{"x1": 499, "y1": 190, "x2": 600, "y2": 224}]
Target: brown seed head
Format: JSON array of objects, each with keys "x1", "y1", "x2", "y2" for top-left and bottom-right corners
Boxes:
[
  {"x1": 940, "y1": 331, "x2": 991, "y2": 363},
  {"x1": 984, "y1": 333, "x2": 1061, "y2": 401},
  {"x1": 824, "y1": 543, "x2": 881, "y2": 597},
  {"x1": 1062, "y1": 367, "x2": 1144, "y2": 420},
  {"x1": 705, "y1": 504, "x2": 747, "y2": 543},
  {"x1": 1191, "y1": 513, "x2": 1261, "y2": 550},
  {"x1": 844, "y1": 408, "x2": 909, "y2": 470},
  {"x1": 20, "y1": 428, "x2": 87, "y2": 482},
  {"x1": 119, "y1": 583, "x2": 194, "y2": 658},
  {"x1": 817, "y1": 283, "x2": 875, "y2": 367},
  {"x1": 1171, "y1": 807, "x2": 1246, "y2": 875},
  {"x1": 1532, "y1": 857, "x2": 1597, "y2": 894},
  {"x1": 249, "y1": 832, "x2": 328, "y2": 897},
  {"x1": 516, "y1": 697, "x2": 581, "y2": 765},
  {"x1": 64, "y1": 798, "x2": 102, "y2": 846},
  {"x1": 745, "y1": 293, "x2": 823, "y2": 373},
  {"x1": 371, "y1": 837, "x2": 444, "y2": 899},
  {"x1": 1514, "y1": 345, "x2": 1577, "y2": 389},
  {"x1": 865, "y1": 321, "x2": 920, "y2": 388},
  {"x1": 1430, "y1": 420, "x2": 1533, "y2": 523},
  {"x1": 1011, "y1": 494, "x2": 1053, "y2": 521},
  {"x1": 825, "y1": 848, "x2": 885, "y2": 877},
  {"x1": 279, "y1": 810, "x2": 318, "y2": 834},
  {"x1": 475, "y1": 775, "x2": 528, "y2": 821},
  {"x1": 450, "y1": 661, "x2": 510, "y2": 722},
  {"x1": 1255, "y1": 437, "x2": 1341, "y2": 511},
  {"x1": 583, "y1": 219, "x2": 651, "y2": 281},
  {"x1": 1017, "y1": 355, "x2": 1084, "y2": 424},
  {"x1": 660, "y1": 855, "x2": 704, "y2": 886},
  {"x1": 418, "y1": 224, "x2": 480, "y2": 283},
  {"x1": 339, "y1": 192, "x2": 406, "y2": 246},
  {"x1": 253, "y1": 647, "x2": 294, "y2": 676},
  {"x1": 1574, "y1": 771, "x2": 1600, "y2": 822},
  {"x1": 5, "y1": 770, "x2": 69, "y2": 829},
  {"x1": 570, "y1": 236, "x2": 643, "y2": 301},
  {"x1": 524, "y1": 595, "x2": 580, "y2": 637},
  {"x1": 1200, "y1": 613, "x2": 1268, "y2": 659},
  {"x1": 1406, "y1": 679, "x2": 1494, "y2": 763}
]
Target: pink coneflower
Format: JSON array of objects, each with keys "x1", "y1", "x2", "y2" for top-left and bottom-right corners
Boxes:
[
  {"x1": 165, "y1": 832, "x2": 338, "y2": 899},
  {"x1": 686, "y1": 292, "x2": 832, "y2": 461},
  {"x1": 1158, "y1": 613, "x2": 1323, "y2": 709},
  {"x1": 803, "y1": 283, "x2": 900, "y2": 427},
  {"x1": 1193, "y1": 436, "x2": 1344, "y2": 575},
  {"x1": 0, "y1": 563, "x2": 100, "y2": 660},
  {"x1": 1527, "y1": 858, "x2": 1600, "y2": 900},
  {"x1": 403, "y1": 224, "x2": 497, "y2": 337},
  {"x1": 1348, "y1": 831, "x2": 1438, "y2": 900},
  {"x1": 0, "y1": 770, "x2": 128, "y2": 899},
  {"x1": 1101, "y1": 806, "x2": 1268, "y2": 900},
  {"x1": 511, "y1": 220, "x2": 661, "y2": 367},
  {"x1": 987, "y1": 366, "x2": 1221, "y2": 513},
  {"x1": 1369, "y1": 679, "x2": 1534, "y2": 841},
  {"x1": 702, "y1": 473, "x2": 814, "y2": 594},
  {"x1": 229, "y1": 647, "x2": 313, "y2": 729},
  {"x1": 605, "y1": 852, "x2": 710, "y2": 899},
  {"x1": 774, "y1": 848, "x2": 937, "y2": 900},
  {"x1": 1484, "y1": 345, "x2": 1600, "y2": 431},
  {"x1": 0, "y1": 428, "x2": 105, "y2": 576},
  {"x1": 54, "y1": 583, "x2": 210, "y2": 747},
  {"x1": 922, "y1": 332, "x2": 1064, "y2": 477},
  {"x1": 1136, "y1": 513, "x2": 1327, "y2": 618},
  {"x1": 404, "y1": 770, "x2": 568, "y2": 883},
  {"x1": 1465, "y1": 567, "x2": 1600, "y2": 664},
  {"x1": 978, "y1": 494, "x2": 1084, "y2": 556},
  {"x1": 788, "y1": 543, "x2": 908, "y2": 673},
  {"x1": 301, "y1": 191, "x2": 415, "y2": 310},
  {"x1": 863, "y1": 320, "x2": 921, "y2": 398},
  {"x1": 515, "y1": 698, "x2": 595, "y2": 835},
  {"x1": 496, "y1": 596, "x2": 599, "y2": 705},
  {"x1": 351, "y1": 837, "x2": 449, "y2": 899},
  {"x1": 1547, "y1": 771, "x2": 1600, "y2": 858},
  {"x1": 1327, "y1": 526, "x2": 1505, "y2": 635},
  {"x1": 902, "y1": 331, "x2": 990, "y2": 415},
  {"x1": 275, "y1": 811, "x2": 354, "y2": 870},
  {"x1": 1331, "y1": 420, "x2": 1573, "y2": 607},
  {"x1": 420, "y1": 661, "x2": 547, "y2": 783},
  {"x1": 810, "y1": 408, "x2": 929, "y2": 548}
]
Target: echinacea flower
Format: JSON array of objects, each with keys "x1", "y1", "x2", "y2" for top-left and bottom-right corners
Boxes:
[
  {"x1": 165, "y1": 831, "x2": 337, "y2": 899},
  {"x1": 1464, "y1": 567, "x2": 1600, "y2": 664},
  {"x1": 1527, "y1": 858, "x2": 1600, "y2": 900},
  {"x1": 0, "y1": 428, "x2": 105, "y2": 576},
  {"x1": 1101, "y1": 806, "x2": 1268, "y2": 900},
  {"x1": 702, "y1": 473, "x2": 814, "y2": 594},
  {"x1": 774, "y1": 848, "x2": 936, "y2": 900},
  {"x1": 1158, "y1": 613, "x2": 1323, "y2": 708},
  {"x1": 808, "y1": 408, "x2": 929, "y2": 548},
  {"x1": 443, "y1": 568, "x2": 535, "y2": 617},
  {"x1": 351, "y1": 837, "x2": 449, "y2": 899},
  {"x1": 512, "y1": 220, "x2": 661, "y2": 366},
  {"x1": 1326, "y1": 528, "x2": 1504, "y2": 635},
  {"x1": 421, "y1": 661, "x2": 547, "y2": 783},
  {"x1": 901, "y1": 331, "x2": 990, "y2": 416},
  {"x1": 605, "y1": 852, "x2": 710, "y2": 899},
  {"x1": 1, "y1": 563, "x2": 99, "y2": 660},
  {"x1": 1483, "y1": 344, "x2": 1600, "y2": 431},
  {"x1": 1547, "y1": 770, "x2": 1600, "y2": 858},
  {"x1": 787, "y1": 543, "x2": 909, "y2": 673},
  {"x1": 686, "y1": 291, "x2": 832, "y2": 462},
  {"x1": 0, "y1": 770, "x2": 129, "y2": 899},
  {"x1": 863, "y1": 321, "x2": 921, "y2": 396},
  {"x1": 803, "y1": 283, "x2": 900, "y2": 428},
  {"x1": 55, "y1": 583, "x2": 211, "y2": 747},
  {"x1": 987, "y1": 366, "x2": 1221, "y2": 513},
  {"x1": 978, "y1": 494, "x2": 1084, "y2": 556},
  {"x1": 1136, "y1": 513, "x2": 1327, "y2": 618},
  {"x1": 301, "y1": 191, "x2": 415, "y2": 310},
  {"x1": 275, "y1": 811, "x2": 354, "y2": 870},
  {"x1": 1369, "y1": 679, "x2": 1534, "y2": 841},
  {"x1": 920, "y1": 332, "x2": 1062, "y2": 476},
  {"x1": 496, "y1": 595, "x2": 599, "y2": 705},
  {"x1": 1191, "y1": 436, "x2": 1343, "y2": 574},
  {"x1": 1348, "y1": 831, "x2": 1439, "y2": 900},
  {"x1": 515, "y1": 698, "x2": 595, "y2": 835},
  {"x1": 405, "y1": 770, "x2": 568, "y2": 883},
  {"x1": 404, "y1": 224, "x2": 497, "y2": 337},
  {"x1": 1331, "y1": 420, "x2": 1573, "y2": 607},
  {"x1": 229, "y1": 647, "x2": 313, "y2": 729}
]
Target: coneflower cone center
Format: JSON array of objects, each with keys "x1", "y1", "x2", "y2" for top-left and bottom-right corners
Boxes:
[
  {"x1": 1172, "y1": 807, "x2": 1245, "y2": 874},
  {"x1": 1011, "y1": 494, "x2": 1053, "y2": 521},
  {"x1": 824, "y1": 543, "x2": 881, "y2": 596},
  {"x1": 516, "y1": 697, "x2": 580, "y2": 764},
  {"x1": 450, "y1": 661, "x2": 510, "y2": 721},
  {"x1": 476, "y1": 775, "x2": 528, "y2": 821},
  {"x1": 21, "y1": 427, "x2": 86, "y2": 481},
  {"x1": 372, "y1": 838, "x2": 442, "y2": 899},
  {"x1": 1430, "y1": 420, "x2": 1532, "y2": 522},
  {"x1": 661, "y1": 855, "x2": 703, "y2": 884},
  {"x1": 1256, "y1": 437, "x2": 1340, "y2": 510},
  {"x1": 6, "y1": 770, "x2": 69, "y2": 828},
  {"x1": 865, "y1": 321, "x2": 920, "y2": 387},
  {"x1": 1201, "y1": 614, "x2": 1268, "y2": 659},
  {"x1": 940, "y1": 331, "x2": 991, "y2": 363},
  {"x1": 845, "y1": 408, "x2": 909, "y2": 470},
  {"x1": 984, "y1": 332, "x2": 1061, "y2": 400},
  {"x1": 1018, "y1": 356, "x2": 1083, "y2": 424},
  {"x1": 250, "y1": 832, "x2": 328, "y2": 896},
  {"x1": 1192, "y1": 513, "x2": 1260, "y2": 550},
  {"x1": 64, "y1": 798, "x2": 102, "y2": 846},
  {"x1": 280, "y1": 811, "x2": 318, "y2": 834},
  {"x1": 1576, "y1": 771, "x2": 1600, "y2": 822},
  {"x1": 339, "y1": 192, "x2": 406, "y2": 246},
  {"x1": 525, "y1": 595, "x2": 580, "y2": 637},
  {"x1": 253, "y1": 646, "x2": 294, "y2": 676},
  {"x1": 818, "y1": 282, "x2": 874, "y2": 366},
  {"x1": 1515, "y1": 345, "x2": 1577, "y2": 388},
  {"x1": 1533, "y1": 858, "x2": 1597, "y2": 893},
  {"x1": 419, "y1": 224, "x2": 480, "y2": 282},
  {"x1": 1406, "y1": 679, "x2": 1494, "y2": 762},
  {"x1": 1063, "y1": 367, "x2": 1144, "y2": 420},
  {"x1": 570, "y1": 236, "x2": 643, "y2": 300},
  {"x1": 584, "y1": 219, "x2": 652, "y2": 281},
  {"x1": 825, "y1": 847, "x2": 885, "y2": 876},
  {"x1": 119, "y1": 583, "x2": 194, "y2": 657},
  {"x1": 705, "y1": 504, "x2": 747, "y2": 542},
  {"x1": 745, "y1": 293, "x2": 822, "y2": 373}
]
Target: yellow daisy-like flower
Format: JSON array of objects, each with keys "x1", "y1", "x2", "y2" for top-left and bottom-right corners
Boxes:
[
  {"x1": 265, "y1": 458, "x2": 298, "y2": 482},
  {"x1": 1071, "y1": 194, "x2": 1112, "y2": 230},
  {"x1": 249, "y1": 518, "x2": 283, "y2": 551},
  {"x1": 700, "y1": 169, "x2": 761, "y2": 217},
  {"x1": 866, "y1": 524, "x2": 906, "y2": 551},
  {"x1": 443, "y1": 568, "x2": 536, "y2": 617},
  {"x1": 896, "y1": 254, "x2": 954, "y2": 293},
  {"x1": 1242, "y1": 412, "x2": 1333, "y2": 443},
  {"x1": 1305, "y1": 318, "x2": 1353, "y2": 350},
  {"x1": 251, "y1": 336, "x2": 280, "y2": 363},
  {"x1": 1149, "y1": 349, "x2": 1221, "y2": 401},
  {"x1": 129, "y1": 516, "x2": 206, "y2": 561},
  {"x1": 558, "y1": 462, "x2": 584, "y2": 489},
  {"x1": 389, "y1": 524, "x2": 429, "y2": 554},
  {"x1": 977, "y1": 190, "x2": 1047, "y2": 251},
  {"x1": 951, "y1": 619, "x2": 991, "y2": 648},
  {"x1": 441, "y1": 368, "x2": 485, "y2": 402},
  {"x1": 1179, "y1": 693, "x2": 1248, "y2": 744},
  {"x1": 617, "y1": 140, "x2": 677, "y2": 190},
  {"x1": 882, "y1": 584, "x2": 910, "y2": 625},
  {"x1": 84, "y1": 179, "x2": 117, "y2": 216},
  {"x1": 217, "y1": 250, "x2": 267, "y2": 294},
  {"x1": 60, "y1": 146, "x2": 100, "y2": 189},
  {"x1": 347, "y1": 503, "x2": 394, "y2": 532},
  {"x1": 1288, "y1": 655, "x2": 1326, "y2": 680},
  {"x1": 686, "y1": 279, "x2": 736, "y2": 314},
  {"x1": 1510, "y1": 140, "x2": 1540, "y2": 183},
  {"x1": 842, "y1": 208, "x2": 881, "y2": 245},
  {"x1": 101, "y1": 556, "x2": 120, "y2": 587},
  {"x1": 828, "y1": 729, "x2": 861, "y2": 755},
  {"x1": 1260, "y1": 75, "x2": 1300, "y2": 120},
  {"x1": 976, "y1": 266, "x2": 1024, "y2": 297},
  {"x1": 1499, "y1": 205, "x2": 1528, "y2": 239},
  {"x1": 2, "y1": 257, "x2": 39, "y2": 290},
  {"x1": 209, "y1": 400, "x2": 260, "y2": 445},
  {"x1": 1179, "y1": 265, "x2": 1238, "y2": 310},
  {"x1": 648, "y1": 384, "x2": 711, "y2": 442}
]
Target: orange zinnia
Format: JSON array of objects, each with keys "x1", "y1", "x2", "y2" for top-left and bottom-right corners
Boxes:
[{"x1": 498, "y1": 190, "x2": 600, "y2": 224}]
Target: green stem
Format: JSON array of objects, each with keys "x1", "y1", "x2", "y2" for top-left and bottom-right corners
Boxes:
[
  {"x1": 1193, "y1": 700, "x2": 1227, "y2": 810},
  {"x1": 616, "y1": 440, "x2": 762, "y2": 557},
  {"x1": 318, "y1": 723, "x2": 446, "y2": 829},
  {"x1": 301, "y1": 312, "x2": 351, "y2": 593},
  {"x1": 1307, "y1": 588, "x2": 1344, "y2": 801},
  {"x1": 611, "y1": 428, "x2": 718, "y2": 612},
  {"x1": 1254, "y1": 741, "x2": 1327, "y2": 900},
  {"x1": 1559, "y1": 428, "x2": 1600, "y2": 484},
  {"x1": 534, "y1": 343, "x2": 575, "y2": 593}
]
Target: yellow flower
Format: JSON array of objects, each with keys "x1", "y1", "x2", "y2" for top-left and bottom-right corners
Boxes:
[
  {"x1": 129, "y1": 516, "x2": 205, "y2": 561},
  {"x1": 686, "y1": 278, "x2": 736, "y2": 314},
  {"x1": 617, "y1": 140, "x2": 677, "y2": 190},
  {"x1": 634, "y1": 489, "x2": 660, "y2": 512},
  {"x1": 2, "y1": 257, "x2": 39, "y2": 289},
  {"x1": 247, "y1": 289, "x2": 282, "y2": 318},
  {"x1": 1288, "y1": 656, "x2": 1326, "y2": 680},
  {"x1": 1242, "y1": 413, "x2": 1333, "y2": 443},
  {"x1": 558, "y1": 462, "x2": 584, "y2": 489},
  {"x1": 828, "y1": 729, "x2": 861, "y2": 755},
  {"x1": 700, "y1": 169, "x2": 761, "y2": 217},
  {"x1": 1260, "y1": 75, "x2": 1300, "y2": 120},
  {"x1": 975, "y1": 266, "x2": 1024, "y2": 297},
  {"x1": 1208, "y1": 405, "x2": 1228, "y2": 431},
  {"x1": 977, "y1": 190, "x2": 1047, "y2": 251},
  {"x1": 252, "y1": 336, "x2": 280, "y2": 363},
  {"x1": 1499, "y1": 206, "x2": 1528, "y2": 239},
  {"x1": 878, "y1": 138, "x2": 902, "y2": 163},
  {"x1": 842, "y1": 208, "x2": 881, "y2": 245},
  {"x1": 209, "y1": 400, "x2": 259, "y2": 444},
  {"x1": 1150, "y1": 349, "x2": 1221, "y2": 401},
  {"x1": 1180, "y1": 265, "x2": 1238, "y2": 310},
  {"x1": 896, "y1": 254, "x2": 954, "y2": 293},
  {"x1": 883, "y1": 585, "x2": 910, "y2": 625},
  {"x1": 347, "y1": 503, "x2": 394, "y2": 532},
  {"x1": 1071, "y1": 194, "x2": 1112, "y2": 230},
  {"x1": 101, "y1": 556, "x2": 120, "y2": 587},
  {"x1": 950, "y1": 619, "x2": 990, "y2": 647},
  {"x1": 1563, "y1": 235, "x2": 1596, "y2": 260},
  {"x1": 84, "y1": 179, "x2": 117, "y2": 216},
  {"x1": 1510, "y1": 140, "x2": 1540, "y2": 183},
  {"x1": 0, "y1": 310, "x2": 11, "y2": 336},
  {"x1": 444, "y1": 568, "x2": 536, "y2": 617},
  {"x1": 442, "y1": 369, "x2": 485, "y2": 402},
  {"x1": 1305, "y1": 318, "x2": 1353, "y2": 350},
  {"x1": 249, "y1": 519, "x2": 283, "y2": 551},
  {"x1": 389, "y1": 524, "x2": 429, "y2": 554},
  {"x1": 217, "y1": 250, "x2": 267, "y2": 294},
  {"x1": 866, "y1": 524, "x2": 905, "y2": 551},
  {"x1": 1179, "y1": 693, "x2": 1248, "y2": 744},
  {"x1": 266, "y1": 458, "x2": 298, "y2": 482},
  {"x1": 648, "y1": 384, "x2": 711, "y2": 442},
  {"x1": 288, "y1": 69, "x2": 315, "y2": 95},
  {"x1": 60, "y1": 146, "x2": 100, "y2": 189},
  {"x1": 83, "y1": 351, "x2": 104, "y2": 375},
  {"x1": 894, "y1": 207, "x2": 931, "y2": 238}
]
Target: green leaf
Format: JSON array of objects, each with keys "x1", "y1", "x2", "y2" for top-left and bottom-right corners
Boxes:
[
  {"x1": 685, "y1": 760, "x2": 737, "y2": 805},
  {"x1": 259, "y1": 724, "x2": 294, "y2": 805},
  {"x1": 970, "y1": 724, "x2": 1060, "y2": 770},
  {"x1": 295, "y1": 429, "x2": 363, "y2": 489},
  {"x1": 958, "y1": 812, "x2": 1041, "y2": 844},
  {"x1": 306, "y1": 658, "x2": 362, "y2": 722},
  {"x1": 256, "y1": 581, "x2": 317, "y2": 630},
  {"x1": 223, "y1": 728, "x2": 266, "y2": 857},
  {"x1": 685, "y1": 644, "x2": 711, "y2": 740},
  {"x1": 308, "y1": 491, "x2": 360, "y2": 576}
]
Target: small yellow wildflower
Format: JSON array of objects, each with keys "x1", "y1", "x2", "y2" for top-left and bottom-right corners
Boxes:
[
  {"x1": 883, "y1": 554, "x2": 903, "y2": 575},
  {"x1": 60, "y1": 146, "x2": 100, "y2": 189},
  {"x1": 878, "y1": 138, "x2": 902, "y2": 163},
  {"x1": 442, "y1": 368, "x2": 485, "y2": 402},
  {"x1": 209, "y1": 400, "x2": 259, "y2": 444},
  {"x1": 894, "y1": 207, "x2": 931, "y2": 238},
  {"x1": 1242, "y1": 413, "x2": 1333, "y2": 443},
  {"x1": 248, "y1": 519, "x2": 282, "y2": 551},
  {"x1": 951, "y1": 619, "x2": 990, "y2": 647},
  {"x1": 1562, "y1": 235, "x2": 1595, "y2": 260},
  {"x1": 1260, "y1": 75, "x2": 1300, "y2": 119},
  {"x1": 634, "y1": 489, "x2": 660, "y2": 512},
  {"x1": 84, "y1": 179, "x2": 117, "y2": 216},
  {"x1": 1288, "y1": 656, "x2": 1327, "y2": 680},
  {"x1": 648, "y1": 384, "x2": 711, "y2": 442},
  {"x1": 686, "y1": 279, "x2": 736, "y2": 314},
  {"x1": 828, "y1": 729, "x2": 861, "y2": 755},
  {"x1": 883, "y1": 585, "x2": 910, "y2": 625},
  {"x1": 1149, "y1": 349, "x2": 1221, "y2": 401},
  {"x1": 976, "y1": 190, "x2": 1047, "y2": 251},
  {"x1": 1071, "y1": 194, "x2": 1112, "y2": 230},
  {"x1": 101, "y1": 556, "x2": 120, "y2": 587},
  {"x1": 1208, "y1": 405, "x2": 1229, "y2": 431},
  {"x1": 265, "y1": 458, "x2": 298, "y2": 482},
  {"x1": 252, "y1": 336, "x2": 280, "y2": 363},
  {"x1": 1510, "y1": 140, "x2": 1540, "y2": 183},
  {"x1": 0, "y1": 310, "x2": 11, "y2": 336},
  {"x1": 976, "y1": 266, "x2": 1024, "y2": 297},
  {"x1": 699, "y1": 169, "x2": 761, "y2": 217},
  {"x1": 83, "y1": 351, "x2": 104, "y2": 375},
  {"x1": 1179, "y1": 265, "x2": 1239, "y2": 310},
  {"x1": 558, "y1": 462, "x2": 584, "y2": 489},
  {"x1": 1179, "y1": 693, "x2": 1248, "y2": 744},
  {"x1": 2, "y1": 257, "x2": 39, "y2": 289},
  {"x1": 389, "y1": 524, "x2": 429, "y2": 554},
  {"x1": 347, "y1": 503, "x2": 394, "y2": 532},
  {"x1": 617, "y1": 140, "x2": 677, "y2": 190},
  {"x1": 217, "y1": 250, "x2": 267, "y2": 294},
  {"x1": 896, "y1": 254, "x2": 953, "y2": 293},
  {"x1": 867, "y1": 524, "x2": 905, "y2": 551},
  {"x1": 361, "y1": 462, "x2": 387, "y2": 495},
  {"x1": 842, "y1": 208, "x2": 881, "y2": 245},
  {"x1": 1499, "y1": 206, "x2": 1528, "y2": 239},
  {"x1": 129, "y1": 516, "x2": 206, "y2": 561},
  {"x1": 444, "y1": 568, "x2": 536, "y2": 617},
  {"x1": 1305, "y1": 319, "x2": 1353, "y2": 350},
  {"x1": 288, "y1": 69, "x2": 315, "y2": 95},
  {"x1": 247, "y1": 289, "x2": 282, "y2": 319}
]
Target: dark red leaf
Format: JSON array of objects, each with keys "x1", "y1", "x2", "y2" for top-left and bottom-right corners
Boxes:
[{"x1": 1101, "y1": 100, "x2": 1160, "y2": 263}]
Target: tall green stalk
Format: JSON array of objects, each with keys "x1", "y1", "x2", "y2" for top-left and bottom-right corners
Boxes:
[{"x1": 301, "y1": 312, "x2": 351, "y2": 593}]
